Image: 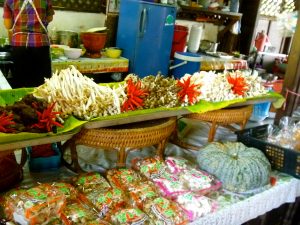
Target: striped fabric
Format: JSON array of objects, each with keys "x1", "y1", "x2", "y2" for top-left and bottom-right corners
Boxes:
[{"x1": 3, "y1": 0, "x2": 55, "y2": 47}]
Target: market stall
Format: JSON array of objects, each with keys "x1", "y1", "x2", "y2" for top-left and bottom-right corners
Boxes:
[{"x1": 0, "y1": 66, "x2": 295, "y2": 225}]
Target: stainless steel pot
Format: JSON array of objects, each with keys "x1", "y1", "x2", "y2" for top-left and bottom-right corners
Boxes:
[{"x1": 56, "y1": 30, "x2": 79, "y2": 48}]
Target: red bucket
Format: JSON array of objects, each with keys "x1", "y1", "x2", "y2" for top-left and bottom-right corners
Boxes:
[{"x1": 171, "y1": 25, "x2": 188, "y2": 59}]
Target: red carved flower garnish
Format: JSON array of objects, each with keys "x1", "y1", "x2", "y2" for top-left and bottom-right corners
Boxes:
[
  {"x1": 121, "y1": 78, "x2": 149, "y2": 112},
  {"x1": 31, "y1": 102, "x2": 63, "y2": 132},
  {"x1": 0, "y1": 112, "x2": 16, "y2": 133},
  {"x1": 227, "y1": 74, "x2": 248, "y2": 96},
  {"x1": 177, "y1": 76, "x2": 201, "y2": 104}
]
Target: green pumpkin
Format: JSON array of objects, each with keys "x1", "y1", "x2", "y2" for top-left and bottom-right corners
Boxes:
[{"x1": 197, "y1": 142, "x2": 271, "y2": 193}]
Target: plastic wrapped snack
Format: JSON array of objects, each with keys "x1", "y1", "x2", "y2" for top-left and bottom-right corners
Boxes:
[
  {"x1": 60, "y1": 200, "x2": 108, "y2": 225},
  {"x1": 132, "y1": 156, "x2": 167, "y2": 179},
  {"x1": 82, "y1": 187, "x2": 126, "y2": 220},
  {"x1": 73, "y1": 172, "x2": 111, "y2": 194},
  {"x1": 153, "y1": 171, "x2": 189, "y2": 198},
  {"x1": 179, "y1": 168, "x2": 222, "y2": 195},
  {"x1": 175, "y1": 193, "x2": 217, "y2": 221},
  {"x1": 45, "y1": 218, "x2": 63, "y2": 224},
  {"x1": 51, "y1": 182, "x2": 78, "y2": 201},
  {"x1": 3, "y1": 183, "x2": 66, "y2": 225},
  {"x1": 143, "y1": 197, "x2": 188, "y2": 224},
  {"x1": 106, "y1": 168, "x2": 143, "y2": 191},
  {"x1": 127, "y1": 181, "x2": 159, "y2": 209},
  {"x1": 111, "y1": 208, "x2": 150, "y2": 225},
  {"x1": 165, "y1": 156, "x2": 194, "y2": 174},
  {"x1": 87, "y1": 220, "x2": 112, "y2": 225}
]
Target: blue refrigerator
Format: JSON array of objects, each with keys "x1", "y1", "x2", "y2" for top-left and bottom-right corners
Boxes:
[{"x1": 116, "y1": 0, "x2": 176, "y2": 78}]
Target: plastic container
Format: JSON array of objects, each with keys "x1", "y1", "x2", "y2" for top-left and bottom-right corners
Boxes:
[
  {"x1": 229, "y1": 0, "x2": 240, "y2": 12},
  {"x1": 187, "y1": 24, "x2": 203, "y2": 53},
  {"x1": 26, "y1": 143, "x2": 61, "y2": 172},
  {"x1": 171, "y1": 25, "x2": 188, "y2": 59},
  {"x1": 236, "y1": 125, "x2": 300, "y2": 179},
  {"x1": 249, "y1": 102, "x2": 272, "y2": 122},
  {"x1": 250, "y1": 85, "x2": 273, "y2": 122},
  {"x1": 171, "y1": 52, "x2": 202, "y2": 79}
]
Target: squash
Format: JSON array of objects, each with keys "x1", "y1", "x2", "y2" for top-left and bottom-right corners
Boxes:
[{"x1": 197, "y1": 142, "x2": 271, "y2": 193}]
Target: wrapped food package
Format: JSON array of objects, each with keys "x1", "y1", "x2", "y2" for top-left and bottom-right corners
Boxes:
[
  {"x1": 50, "y1": 182, "x2": 78, "y2": 201},
  {"x1": 81, "y1": 187, "x2": 126, "y2": 220},
  {"x1": 60, "y1": 200, "x2": 109, "y2": 225},
  {"x1": 111, "y1": 208, "x2": 150, "y2": 225},
  {"x1": 106, "y1": 168, "x2": 144, "y2": 191},
  {"x1": 3, "y1": 183, "x2": 66, "y2": 225},
  {"x1": 127, "y1": 181, "x2": 159, "y2": 209},
  {"x1": 178, "y1": 168, "x2": 222, "y2": 195},
  {"x1": 132, "y1": 156, "x2": 167, "y2": 179},
  {"x1": 143, "y1": 197, "x2": 188, "y2": 224},
  {"x1": 153, "y1": 171, "x2": 189, "y2": 198},
  {"x1": 175, "y1": 192, "x2": 217, "y2": 221},
  {"x1": 73, "y1": 172, "x2": 111, "y2": 194},
  {"x1": 165, "y1": 156, "x2": 194, "y2": 174}
]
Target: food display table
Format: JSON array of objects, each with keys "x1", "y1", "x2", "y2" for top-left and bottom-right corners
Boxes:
[
  {"x1": 51, "y1": 56, "x2": 129, "y2": 74},
  {"x1": 200, "y1": 55, "x2": 248, "y2": 71},
  {"x1": 0, "y1": 93, "x2": 284, "y2": 153}
]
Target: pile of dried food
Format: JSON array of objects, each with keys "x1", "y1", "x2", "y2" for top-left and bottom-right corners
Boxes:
[
  {"x1": 0, "y1": 94, "x2": 62, "y2": 133},
  {"x1": 0, "y1": 66, "x2": 270, "y2": 133},
  {"x1": 32, "y1": 66, "x2": 268, "y2": 121}
]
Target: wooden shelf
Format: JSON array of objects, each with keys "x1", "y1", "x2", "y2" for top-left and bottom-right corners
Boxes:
[
  {"x1": 177, "y1": 6, "x2": 242, "y2": 25},
  {"x1": 177, "y1": 6, "x2": 243, "y2": 53}
]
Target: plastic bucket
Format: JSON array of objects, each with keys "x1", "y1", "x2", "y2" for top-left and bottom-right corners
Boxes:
[
  {"x1": 171, "y1": 52, "x2": 202, "y2": 79},
  {"x1": 171, "y1": 25, "x2": 188, "y2": 59}
]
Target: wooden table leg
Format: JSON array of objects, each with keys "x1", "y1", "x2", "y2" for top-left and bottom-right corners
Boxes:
[
  {"x1": 156, "y1": 139, "x2": 167, "y2": 160},
  {"x1": 117, "y1": 147, "x2": 126, "y2": 168},
  {"x1": 170, "y1": 121, "x2": 202, "y2": 151},
  {"x1": 208, "y1": 121, "x2": 218, "y2": 142},
  {"x1": 61, "y1": 139, "x2": 84, "y2": 173}
]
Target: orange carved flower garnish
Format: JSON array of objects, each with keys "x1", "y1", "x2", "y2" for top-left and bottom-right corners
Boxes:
[
  {"x1": 177, "y1": 76, "x2": 201, "y2": 104},
  {"x1": 122, "y1": 78, "x2": 149, "y2": 112},
  {"x1": 31, "y1": 102, "x2": 63, "y2": 132},
  {"x1": 227, "y1": 74, "x2": 248, "y2": 96}
]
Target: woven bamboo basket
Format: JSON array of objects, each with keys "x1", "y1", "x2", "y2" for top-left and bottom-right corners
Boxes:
[
  {"x1": 63, "y1": 117, "x2": 177, "y2": 171},
  {"x1": 184, "y1": 105, "x2": 253, "y2": 142}
]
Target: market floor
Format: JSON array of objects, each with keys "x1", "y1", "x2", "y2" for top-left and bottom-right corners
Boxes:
[{"x1": 16, "y1": 113, "x2": 275, "y2": 187}]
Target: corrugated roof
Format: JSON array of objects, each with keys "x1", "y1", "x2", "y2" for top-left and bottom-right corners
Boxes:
[{"x1": 260, "y1": 0, "x2": 295, "y2": 18}]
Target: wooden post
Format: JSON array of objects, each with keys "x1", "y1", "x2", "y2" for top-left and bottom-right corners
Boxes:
[
  {"x1": 238, "y1": 0, "x2": 261, "y2": 55},
  {"x1": 275, "y1": 10, "x2": 300, "y2": 123}
]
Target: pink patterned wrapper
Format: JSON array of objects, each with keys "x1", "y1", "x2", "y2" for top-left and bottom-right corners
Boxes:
[
  {"x1": 179, "y1": 168, "x2": 222, "y2": 195},
  {"x1": 153, "y1": 171, "x2": 190, "y2": 198},
  {"x1": 165, "y1": 156, "x2": 193, "y2": 174},
  {"x1": 175, "y1": 192, "x2": 218, "y2": 221}
]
